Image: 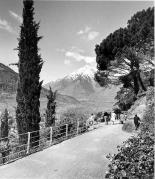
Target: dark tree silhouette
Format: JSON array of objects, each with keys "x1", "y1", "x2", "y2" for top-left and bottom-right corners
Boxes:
[
  {"x1": 0, "y1": 109, "x2": 9, "y2": 163},
  {"x1": 95, "y1": 7, "x2": 154, "y2": 89},
  {"x1": 16, "y1": 0, "x2": 43, "y2": 147},
  {"x1": 45, "y1": 87, "x2": 57, "y2": 128}
]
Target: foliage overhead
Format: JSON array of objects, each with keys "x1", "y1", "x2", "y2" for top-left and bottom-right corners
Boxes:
[
  {"x1": 95, "y1": 7, "x2": 154, "y2": 72},
  {"x1": 95, "y1": 7, "x2": 154, "y2": 89}
]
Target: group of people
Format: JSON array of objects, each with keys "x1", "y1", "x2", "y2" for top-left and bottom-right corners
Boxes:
[
  {"x1": 86, "y1": 111, "x2": 141, "y2": 130},
  {"x1": 86, "y1": 110, "x2": 122, "y2": 128},
  {"x1": 103, "y1": 111, "x2": 123, "y2": 125}
]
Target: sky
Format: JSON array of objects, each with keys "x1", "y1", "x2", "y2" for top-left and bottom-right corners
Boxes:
[{"x1": 0, "y1": 0, "x2": 154, "y2": 84}]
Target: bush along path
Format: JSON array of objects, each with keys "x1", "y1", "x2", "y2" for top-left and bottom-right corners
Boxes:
[{"x1": 105, "y1": 87, "x2": 154, "y2": 179}]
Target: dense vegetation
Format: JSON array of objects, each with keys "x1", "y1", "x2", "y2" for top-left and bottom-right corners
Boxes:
[
  {"x1": 95, "y1": 7, "x2": 154, "y2": 179},
  {"x1": 95, "y1": 7, "x2": 154, "y2": 71},
  {"x1": 105, "y1": 87, "x2": 154, "y2": 179},
  {"x1": 16, "y1": 0, "x2": 43, "y2": 147},
  {"x1": 95, "y1": 7, "x2": 154, "y2": 111},
  {"x1": 0, "y1": 109, "x2": 9, "y2": 163}
]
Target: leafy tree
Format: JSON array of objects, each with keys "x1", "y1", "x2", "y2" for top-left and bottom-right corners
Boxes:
[
  {"x1": 0, "y1": 109, "x2": 9, "y2": 163},
  {"x1": 45, "y1": 87, "x2": 57, "y2": 127},
  {"x1": 117, "y1": 47, "x2": 147, "y2": 95},
  {"x1": 16, "y1": 0, "x2": 43, "y2": 147},
  {"x1": 115, "y1": 87, "x2": 136, "y2": 111},
  {"x1": 95, "y1": 7, "x2": 154, "y2": 90}
]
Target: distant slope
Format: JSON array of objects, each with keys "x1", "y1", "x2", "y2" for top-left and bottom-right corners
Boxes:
[
  {"x1": 44, "y1": 65, "x2": 121, "y2": 109},
  {"x1": 0, "y1": 63, "x2": 18, "y2": 93},
  {"x1": 0, "y1": 92, "x2": 80, "y2": 116},
  {"x1": 0, "y1": 63, "x2": 121, "y2": 115},
  {"x1": 0, "y1": 63, "x2": 80, "y2": 115},
  {"x1": 44, "y1": 65, "x2": 102, "y2": 100}
]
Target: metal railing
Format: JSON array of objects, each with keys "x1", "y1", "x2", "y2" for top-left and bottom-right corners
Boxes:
[{"x1": 0, "y1": 121, "x2": 102, "y2": 166}]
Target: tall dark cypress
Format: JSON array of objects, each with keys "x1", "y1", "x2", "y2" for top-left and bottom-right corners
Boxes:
[
  {"x1": 16, "y1": 0, "x2": 43, "y2": 147},
  {"x1": 45, "y1": 88, "x2": 57, "y2": 128},
  {"x1": 0, "y1": 109, "x2": 9, "y2": 163}
]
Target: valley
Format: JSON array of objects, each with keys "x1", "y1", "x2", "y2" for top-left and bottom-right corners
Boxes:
[{"x1": 0, "y1": 63, "x2": 120, "y2": 117}]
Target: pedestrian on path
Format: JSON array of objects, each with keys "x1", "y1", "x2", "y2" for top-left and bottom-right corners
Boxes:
[
  {"x1": 104, "y1": 112, "x2": 109, "y2": 125},
  {"x1": 111, "y1": 112, "x2": 116, "y2": 125},
  {"x1": 134, "y1": 114, "x2": 141, "y2": 130},
  {"x1": 86, "y1": 113, "x2": 95, "y2": 129}
]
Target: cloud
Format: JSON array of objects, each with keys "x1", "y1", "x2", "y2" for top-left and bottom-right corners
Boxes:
[
  {"x1": 77, "y1": 26, "x2": 91, "y2": 35},
  {"x1": 9, "y1": 11, "x2": 22, "y2": 23},
  {"x1": 77, "y1": 26, "x2": 99, "y2": 41},
  {"x1": 0, "y1": 18, "x2": 15, "y2": 33},
  {"x1": 58, "y1": 46, "x2": 95, "y2": 65},
  {"x1": 65, "y1": 51, "x2": 95, "y2": 64},
  {"x1": 88, "y1": 31, "x2": 99, "y2": 40},
  {"x1": 70, "y1": 46, "x2": 84, "y2": 53}
]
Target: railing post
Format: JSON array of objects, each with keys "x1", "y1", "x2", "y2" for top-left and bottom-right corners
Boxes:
[
  {"x1": 77, "y1": 121, "x2": 79, "y2": 135},
  {"x1": 66, "y1": 124, "x2": 68, "y2": 138},
  {"x1": 50, "y1": 127, "x2": 53, "y2": 145},
  {"x1": 26, "y1": 132, "x2": 30, "y2": 154}
]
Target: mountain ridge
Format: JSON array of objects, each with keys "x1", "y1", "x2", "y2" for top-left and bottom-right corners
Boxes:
[{"x1": 0, "y1": 63, "x2": 81, "y2": 115}]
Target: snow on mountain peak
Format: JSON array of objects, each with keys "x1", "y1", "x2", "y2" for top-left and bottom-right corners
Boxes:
[{"x1": 65, "y1": 65, "x2": 97, "y2": 80}]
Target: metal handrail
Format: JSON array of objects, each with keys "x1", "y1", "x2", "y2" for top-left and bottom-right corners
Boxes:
[{"x1": 0, "y1": 121, "x2": 102, "y2": 165}]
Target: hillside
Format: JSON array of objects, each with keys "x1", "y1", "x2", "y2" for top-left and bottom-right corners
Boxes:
[
  {"x1": 0, "y1": 63, "x2": 18, "y2": 93},
  {"x1": 44, "y1": 65, "x2": 120, "y2": 103},
  {"x1": 0, "y1": 63, "x2": 80, "y2": 115},
  {"x1": 44, "y1": 65, "x2": 98, "y2": 100},
  {"x1": 0, "y1": 92, "x2": 80, "y2": 116}
]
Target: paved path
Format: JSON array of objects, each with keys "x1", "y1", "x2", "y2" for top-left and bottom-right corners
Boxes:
[{"x1": 0, "y1": 124, "x2": 131, "y2": 179}]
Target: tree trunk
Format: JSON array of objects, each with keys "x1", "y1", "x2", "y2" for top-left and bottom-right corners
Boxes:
[
  {"x1": 132, "y1": 71, "x2": 139, "y2": 95},
  {"x1": 137, "y1": 71, "x2": 147, "y2": 91}
]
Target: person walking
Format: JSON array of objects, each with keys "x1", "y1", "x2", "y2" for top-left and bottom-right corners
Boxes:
[
  {"x1": 134, "y1": 114, "x2": 141, "y2": 130},
  {"x1": 104, "y1": 112, "x2": 109, "y2": 125},
  {"x1": 111, "y1": 112, "x2": 116, "y2": 125}
]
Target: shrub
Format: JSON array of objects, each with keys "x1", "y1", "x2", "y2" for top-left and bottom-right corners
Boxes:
[
  {"x1": 122, "y1": 120, "x2": 135, "y2": 133},
  {"x1": 141, "y1": 87, "x2": 154, "y2": 134},
  {"x1": 115, "y1": 87, "x2": 136, "y2": 111},
  {"x1": 59, "y1": 107, "x2": 89, "y2": 135},
  {"x1": 106, "y1": 131, "x2": 154, "y2": 179},
  {"x1": 59, "y1": 107, "x2": 89, "y2": 125},
  {"x1": 106, "y1": 87, "x2": 155, "y2": 178}
]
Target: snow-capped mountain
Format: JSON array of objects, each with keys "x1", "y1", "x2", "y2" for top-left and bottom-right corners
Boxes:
[
  {"x1": 44, "y1": 65, "x2": 101, "y2": 100},
  {"x1": 64, "y1": 65, "x2": 96, "y2": 80},
  {"x1": 44, "y1": 64, "x2": 120, "y2": 112}
]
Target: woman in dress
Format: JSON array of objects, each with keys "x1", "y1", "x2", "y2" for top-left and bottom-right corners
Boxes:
[{"x1": 111, "y1": 112, "x2": 116, "y2": 125}]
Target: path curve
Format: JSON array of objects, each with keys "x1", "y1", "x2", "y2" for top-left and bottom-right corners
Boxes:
[{"x1": 0, "y1": 124, "x2": 131, "y2": 179}]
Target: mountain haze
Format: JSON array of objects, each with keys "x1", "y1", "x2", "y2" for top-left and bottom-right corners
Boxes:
[
  {"x1": 44, "y1": 65, "x2": 121, "y2": 111},
  {"x1": 0, "y1": 63, "x2": 18, "y2": 93},
  {"x1": 0, "y1": 63, "x2": 121, "y2": 115},
  {"x1": 0, "y1": 63, "x2": 80, "y2": 115},
  {"x1": 44, "y1": 65, "x2": 102, "y2": 100}
]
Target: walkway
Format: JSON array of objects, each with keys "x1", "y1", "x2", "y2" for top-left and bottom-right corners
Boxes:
[{"x1": 0, "y1": 124, "x2": 131, "y2": 179}]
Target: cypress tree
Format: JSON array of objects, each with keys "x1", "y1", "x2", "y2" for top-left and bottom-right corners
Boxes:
[
  {"x1": 0, "y1": 109, "x2": 9, "y2": 163},
  {"x1": 45, "y1": 87, "x2": 57, "y2": 128},
  {"x1": 16, "y1": 0, "x2": 43, "y2": 147}
]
